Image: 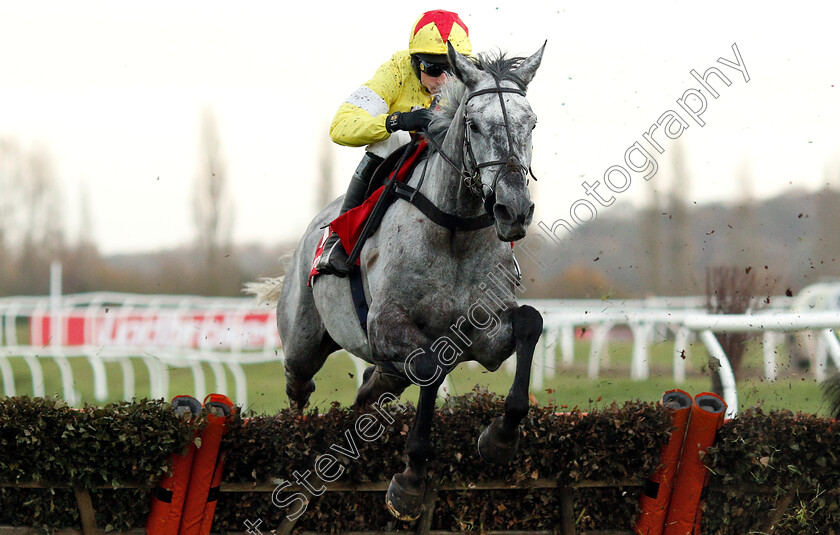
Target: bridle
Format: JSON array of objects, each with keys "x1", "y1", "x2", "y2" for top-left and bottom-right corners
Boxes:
[{"x1": 423, "y1": 75, "x2": 538, "y2": 213}]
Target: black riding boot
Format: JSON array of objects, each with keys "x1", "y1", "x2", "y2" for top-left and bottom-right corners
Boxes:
[{"x1": 317, "y1": 152, "x2": 384, "y2": 277}]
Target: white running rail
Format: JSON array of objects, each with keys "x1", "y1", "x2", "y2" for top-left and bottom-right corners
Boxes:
[
  {"x1": 0, "y1": 292, "x2": 281, "y2": 409},
  {"x1": 529, "y1": 300, "x2": 840, "y2": 418},
  {"x1": 2, "y1": 290, "x2": 838, "y2": 418}
]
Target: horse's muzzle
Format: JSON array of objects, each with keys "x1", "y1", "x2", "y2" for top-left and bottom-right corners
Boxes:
[{"x1": 493, "y1": 200, "x2": 535, "y2": 241}]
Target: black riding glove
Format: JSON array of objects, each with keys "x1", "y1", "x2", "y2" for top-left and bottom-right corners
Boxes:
[{"x1": 385, "y1": 108, "x2": 431, "y2": 133}]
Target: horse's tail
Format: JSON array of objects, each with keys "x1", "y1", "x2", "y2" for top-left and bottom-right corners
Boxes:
[
  {"x1": 822, "y1": 373, "x2": 840, "y2": 419},
  {"x1": 242, "y1": 251, "x2": 295, "y2": 307}
]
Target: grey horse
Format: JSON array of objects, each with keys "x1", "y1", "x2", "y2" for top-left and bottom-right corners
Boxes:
[{"x1": 247, "y1": 42, "x2": 545, "y2": 520}]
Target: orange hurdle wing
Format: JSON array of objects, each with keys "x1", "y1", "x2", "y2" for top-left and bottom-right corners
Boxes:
[
  {"x1": 634, "y1": 389, "x2": 693, "y2": 535},
  {"x1": 178, "y1": 394, "x2": 234, "y2": 535},
  {"x1": 145, "y1": 395, "x2": 202, "y2": 535},
  {"x1": 662, "y1": 392, "x2": 727, "y2": 535}
]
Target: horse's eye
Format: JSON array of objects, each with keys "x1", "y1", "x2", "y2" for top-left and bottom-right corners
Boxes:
[{"x1": 468, "y1": 121, "x2": 479, "y2": 133}]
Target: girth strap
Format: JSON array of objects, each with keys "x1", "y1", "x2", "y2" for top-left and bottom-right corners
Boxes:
[{"x1": 392, "y1": 182, "x2": 495, "y2": 232}]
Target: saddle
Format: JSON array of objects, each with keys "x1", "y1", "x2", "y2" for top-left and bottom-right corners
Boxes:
[
  {"x1": 366, "y1": 143, "x2": 418, "y2": 197},
  {"x1": 308, "y1": 139, "x2": 429, "y2": 286}
]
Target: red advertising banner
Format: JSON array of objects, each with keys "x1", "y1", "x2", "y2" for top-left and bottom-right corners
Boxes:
[{"x1": 29, "y1": 311, "x2": 280, "y2": 350}]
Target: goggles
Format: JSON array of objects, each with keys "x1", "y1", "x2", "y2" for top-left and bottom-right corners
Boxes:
[{"x1": 418, "y1": 57, "x2": 449, "y2": 77}]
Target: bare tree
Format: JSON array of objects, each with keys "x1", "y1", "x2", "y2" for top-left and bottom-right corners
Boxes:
[
  {"x1": 731, "y1": 161, "x2": 758, "y2": 268},
  {"x1": 814, "y1": 160, "x2": 840, "y2": 280},
  {"x1": 20, "y1": 144, "x2": 64, "y2": 252},
  {"x1": 76, "y1": 182, "x2": 96, "y2": 249},
  {"x1": 58, "y1": 182, "x2": 106, "y2": 293},
  {"x1": 0, "y1": 139, "x2": 19, "y2": 293},
  {"x1": 666, "y1": 142, "x2": 693, "y2": 295},
  {"x1": 641, "y1": 183, "x2": 664, "y2": 295},
  {"x1": 315, "y1": 134, "x2": 335, "y2": 213},
  {"x1": 0, "y1": 140, "x2": 65, "y2": 294},
  {"x1": 704, "y1": 265, "x2": 763, "y2": 395},
  {"x1": 20, "y1": 146, "x2": 65, "y2": 294},
  {"x1": 192, "y1": 107, "x2": 236, "y2": 294}
]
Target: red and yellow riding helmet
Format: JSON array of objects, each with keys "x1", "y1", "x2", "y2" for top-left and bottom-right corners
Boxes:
[{"x1": 408, "y1": 10, "x2": 471, "y2": 56}]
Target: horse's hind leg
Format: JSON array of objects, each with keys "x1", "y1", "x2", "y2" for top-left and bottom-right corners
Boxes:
[
  {"x1": 283, "y1": 331, "x2": 339, "y2": 411},
  {"x1": 478, "y1": 304, "x2": 543, "y2": 464},
  {"x1": 277, "y1": 249, "x2": 341, "y2": 411}
]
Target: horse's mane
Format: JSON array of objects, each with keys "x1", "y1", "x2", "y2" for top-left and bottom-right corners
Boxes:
[
  {"x1": 426, "y1": 79, "x2": 466, "y2": 145},
  {"x1": 427, "y1": 51, "x2": 528, "y2": 147}
]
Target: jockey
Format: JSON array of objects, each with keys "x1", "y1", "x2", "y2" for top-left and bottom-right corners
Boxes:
[{"x1": 316, "y1": 9, "x2": 472, "y2": 277}]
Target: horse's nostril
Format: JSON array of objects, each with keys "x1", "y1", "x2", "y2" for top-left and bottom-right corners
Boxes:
[
  {"x1": 522, "y1": 202, "x2": 535, "y2": 225},
  {"x1": 493, "y1": 203, "x2": 516, "y2": 223}
]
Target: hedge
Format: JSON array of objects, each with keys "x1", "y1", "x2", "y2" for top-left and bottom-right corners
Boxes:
[
  {"x1": 0, "y1": 391, "x2": 837, "y2": 533},
  {"x1": 703, "y1": 408, "x2": 840, "y2": 534},
  {"x1": 0, "y1": 396, "x2": 194, "y2": 529}
]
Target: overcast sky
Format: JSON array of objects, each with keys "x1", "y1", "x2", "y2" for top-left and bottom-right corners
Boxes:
[{"x1": 1, "y1": 1, "x2": 838, "y2": 255}]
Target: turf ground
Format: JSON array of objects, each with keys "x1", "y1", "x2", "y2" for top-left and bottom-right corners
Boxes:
[{"x1": 3, "y1": 336, "x2": 833, "y2": 416}]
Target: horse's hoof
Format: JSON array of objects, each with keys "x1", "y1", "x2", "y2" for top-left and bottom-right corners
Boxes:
[
  {"x1": 362, "y1": 365, "x2": 376, "y2": 384},
  {"x1": 352, "y1": 367, "x2": 378, "y2": 409},
  {"x1": 478, "y1": 419, "x2": 520, "y2": 464},
  {"x1": 386, "y1": 473, "x2": 424, "y2": 521},
  {"x1": 286, "y1": 379, "x2": 315, "y2": 411}
]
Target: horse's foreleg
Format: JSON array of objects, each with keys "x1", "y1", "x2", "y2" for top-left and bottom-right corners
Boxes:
[
  {"x1": 386, "y1": 351, "x2": 446, "y2": 521},
  {"x1": 478, "y1": 304, "x2": 543, "y2": 464}
]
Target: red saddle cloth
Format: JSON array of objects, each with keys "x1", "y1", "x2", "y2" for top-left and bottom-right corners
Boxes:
[{"x1": 309, "y1": 140, "x2": 428, "y2": 285}]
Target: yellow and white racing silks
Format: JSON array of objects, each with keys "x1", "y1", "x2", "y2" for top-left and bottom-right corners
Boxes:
[
  {"x1": 329, "y1": 50, "x2": 432, "y2": 152},
  {"x1": 329, "y1": 11, "x2": 472, "y2": 157}
]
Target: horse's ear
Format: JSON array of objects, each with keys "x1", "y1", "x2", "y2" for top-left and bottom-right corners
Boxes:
[
  {"x1": 447, "y1": 42, "x2": 482, "y2": 89},
  {"x1": 512, "y1": 41, "x2": 546, "y2": 87}
]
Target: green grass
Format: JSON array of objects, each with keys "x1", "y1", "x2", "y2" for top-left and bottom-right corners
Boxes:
[{"x1": 2, "y1": 337, "x2": 833, "y2": 417}]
